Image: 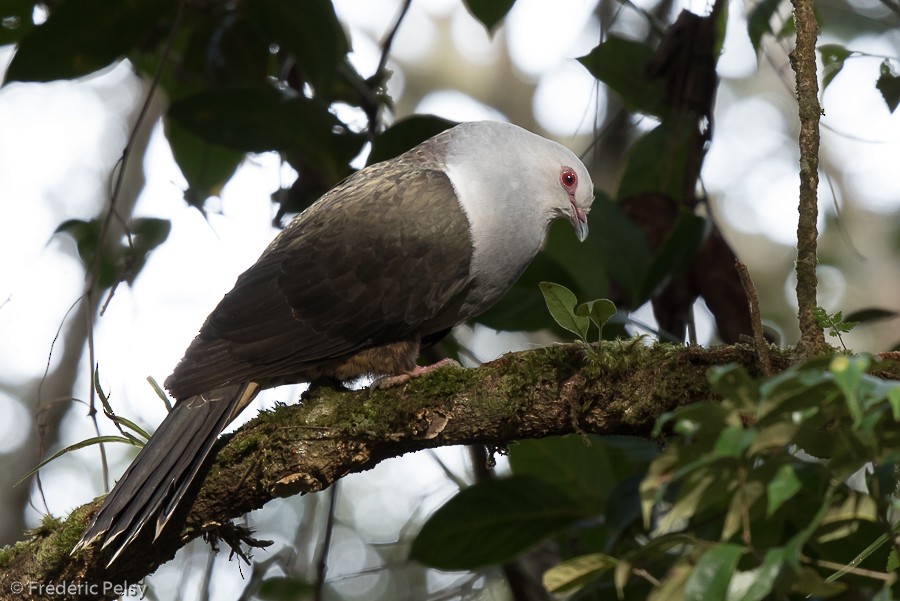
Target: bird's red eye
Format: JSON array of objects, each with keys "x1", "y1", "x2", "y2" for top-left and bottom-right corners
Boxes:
[{"x1": 560, "y1": 168, "x2": 577, "y2": 190}]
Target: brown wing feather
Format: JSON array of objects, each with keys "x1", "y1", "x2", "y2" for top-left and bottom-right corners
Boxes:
[{"x1": 165, "y1": 165, "x2": 472, "y2": 400}]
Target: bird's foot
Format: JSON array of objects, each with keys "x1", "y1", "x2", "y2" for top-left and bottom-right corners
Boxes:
[{"x1": 371, "y1": 358, "x2": 461, "y2": 389}]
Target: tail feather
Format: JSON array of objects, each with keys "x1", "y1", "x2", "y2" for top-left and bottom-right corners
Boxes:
[{"x1": 74, "y1": 382, "x2": 259, "y2": 564}]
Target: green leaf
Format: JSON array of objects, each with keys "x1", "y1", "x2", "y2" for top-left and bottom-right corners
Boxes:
[
  {"x1": 577, "y1": 36, "x2": 667, "y2": 116},
  {"x1": 708, "y1": 364, "x2": 760, "y2": 411},
  {"x1": 164, "y1": 116, "x2": 244, "y2": 207},
  {"x1": 712, "y1": 425, "x2": 754, "y2": 458},
  {"x1": 888, "y1": 549, "x2": 899, "y2": 573},
  {"x1": 244, "y1": 0, "x2": 349, "y2": 96},
  {"x1": 4, "y1": 0, "x2": 178, "y2": 84},
  {"x1": 542, "y1": 553, "x2": 617, "y2": 594},
  {"x1": 16, "y1": 435, "x2": 141, "y2": 486},
  {"x1": 256, "y1": 576, "x2": 314, "y2": 600},
  {"x1": 876, "y1": 60, "x2": 900, "y2": 113},
  {"x1": 830, "y1": 355, "x2": 870, "y2": 427},
  {"x1": 767, "y1": 464, "x2": 802, "y2": 516},
  {"x1": 575, "y1": 299, "x2": 617, "y2": 333},
  {"x1": 463, "y1": 0, "x2": 516, "y2": 33},
  {"x1": 888, "y1": 387, "x2": 900, "y2": 420},
  {"x1": 539, "y1": 282, "x2": 590, "y2": 341},
  {"x1": 683, "y1": 543, "x2": 743, "y2": 601},
  {"x1": 732, "y1": 547, "x2": 786, "y2": 601},
  {"x1": 367, "y1": 115, "x2": 457, "y2": 166},
  {"x1": 54, "y1": 218, "x2": 119, "y2": 288},
  {"x1": 746, "y1": 0, "x2": 783, "y2": 54},
  {"x1": 410, "y1": 474, "x2": 586, "y2": 570},
  {"x1": 819, "y1": 44, "x2": 852, "y2": 90},
  {"x1": 126, "y1": 217, "x2": 171, "y2": 282}
]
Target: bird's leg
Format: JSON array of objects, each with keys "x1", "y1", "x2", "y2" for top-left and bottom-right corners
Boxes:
[{"x1": 371, "y1": 358, "x2": 461, "y2": 389}]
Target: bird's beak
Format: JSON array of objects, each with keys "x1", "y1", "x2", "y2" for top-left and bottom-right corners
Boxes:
[{"x1": 570, "y1": 199, "x2": 589, "y2": 242}]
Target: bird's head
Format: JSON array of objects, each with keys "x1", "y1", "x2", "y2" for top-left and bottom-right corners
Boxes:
[
  {"x1": 553, "y1": 159, "x2": 593, "y2": 242},
  {"x1": 442, "y1": 121, "x2": 595, "y2": 245}
]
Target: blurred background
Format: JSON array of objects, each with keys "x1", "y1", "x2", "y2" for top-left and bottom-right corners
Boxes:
[{"x1": 0, "y1": 0, "x2": 899, "y2": 598}]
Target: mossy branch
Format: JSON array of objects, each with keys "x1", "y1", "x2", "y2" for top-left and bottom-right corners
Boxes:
[
  {"x1": 1, "y1": 342, "x2": 806, "y2": 599},
  {"x1": 789, "y1": 0, "x2": 827, "y2": 356}
]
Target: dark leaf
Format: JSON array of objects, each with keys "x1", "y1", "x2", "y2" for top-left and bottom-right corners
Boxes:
[
  {"x1": 588, "y1": 195, "x2": 653, "y2": 307},
  {"x1": 463, "y1": 0, "x2": 516, "y2": 33},
  {"x1": 617, "y1": 119, "x2": 695, "y2": 203},
  {"x1": 256, "y1": 576, "x2": 314, "y2": 600},
  {"x1": 746, "y1": 0, "x2": 783, "y2": 54},
  {"x1": 876, "y1": 60, "x2": 900, "y2": 113},
  {"x1": 4, "y1": 0, "x2": 178, "y2": 84},
  {"x1": 509, "y1": 435, "x2": 649, "y2": 512},
  {"x1": 367, "y1": 115, "x2": 457, "y2": 166},
  {"x1": 477, "y1": 248, "x2": 586, "y2": 333},
  {"x1": 0, "y1": 0, "x2": 34, "y2": 46},
  {"x1": 125, "y1": 217, "x2": 171, "y2": 282},
  {"x1": 410, "y1": 474, "x2": 587, "y2": 570},
  {"x1": 164, "y1": 119, "x2": 243, "y2": 208},
  {"x1": 577, "y1": 36, "x2": 667, "y2": 116},
  {"x1": 819, "y1": 44, "x2": 852, "y2": 90},
  {"x1": 244, "y1": 0, "x2": 348, "y2": 95},
  {"x1": 54, "y1": 218, "x2": 117, "y2": 288},
  {"x1": 167, "y1": 85, "x2": 366, "y2": 180},
  {"x1": 843, "y1": 307, "x2": 898, "y2": 324},
  {"x1": 690, "y1": 224, "x2": 753, "y2": 344},
  {"x1": 640, "y1": 211, "x2": 706, "y2": 301}
]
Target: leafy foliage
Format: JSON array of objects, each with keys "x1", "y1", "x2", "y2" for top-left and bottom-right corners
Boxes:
[
  {"x1": 413, "y1": 356, "x2": 900, "y2": 599},
  {"x1": 813, "y1": 306, "x2": 858, "y2": 349},
  {"x1": 463, "y1": 0, "x2": 516, "y2": 34},
  {"x1": 877, "y1": 60, "x2": 900, "y2": 114},
  {"x1": 539, "y1": 282, "x2": 617, "y2": 343},
  {"x1": 54, "y1": 217, "x2": 171, "y2": 290}
]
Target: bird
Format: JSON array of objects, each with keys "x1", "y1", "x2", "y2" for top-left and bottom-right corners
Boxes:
[{"x1": 73, "y1": 120, "x2": 595, "y2": 564}]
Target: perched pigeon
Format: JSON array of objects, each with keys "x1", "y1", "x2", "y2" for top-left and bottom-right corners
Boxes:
[{"x1": 75, "y1": 120, "x2": 594, "y2": 563}]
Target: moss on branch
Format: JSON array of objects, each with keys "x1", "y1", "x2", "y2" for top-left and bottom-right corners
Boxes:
[{"x1": 0, "y1": 342, "x2": 806, "y2": 598}]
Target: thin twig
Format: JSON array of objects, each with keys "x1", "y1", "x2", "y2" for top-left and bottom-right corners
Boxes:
[
  {"x1": 789, "y1": 0, "x2": 826, "y2": 356},
  {"x1": 801, "y1": 555, "x2": 894, "y2": 582},
  {"x1": 35, "y1": 294, "x2": 85, "y2": 511},
  {"x1": 314, "y1": 482, "x2": 340, "y2": 601},
  {"x1": 376, "y1": 0, "x2": 412, "y2": 85},
  {"x1": 82, "y1": 0, "x2": 187, "y2": 491},
  {"x1": 735, "y1": 261, "x2": 772, "y2": 375},
  {"x1": 367, "y1": 0, "x2": 413, "y2": 137}
]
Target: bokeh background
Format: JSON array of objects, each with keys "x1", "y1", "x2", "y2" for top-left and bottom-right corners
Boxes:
[{"x1": 1, "y1": 0, "x2": 898, "y2": 598}]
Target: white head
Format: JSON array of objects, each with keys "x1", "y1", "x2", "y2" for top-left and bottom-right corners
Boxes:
[{"x1": 441, "y1": 121, "x2": 594, "y2": 301}]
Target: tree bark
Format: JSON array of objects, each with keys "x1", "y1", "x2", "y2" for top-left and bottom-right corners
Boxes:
[
  {"x1": 789, "y1": 0, "x2": 827, "y2": 356},
  {"x1": 0, "y1": 342, "x2": 810, "y2": 599}
]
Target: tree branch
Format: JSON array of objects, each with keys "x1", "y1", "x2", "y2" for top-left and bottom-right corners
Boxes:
[
  {"x1": 789, "y1": 0, "x2": 826, "y2": 356},
  {"x1": 1, "y1": 343, "x2": 804, "y2": 598}
]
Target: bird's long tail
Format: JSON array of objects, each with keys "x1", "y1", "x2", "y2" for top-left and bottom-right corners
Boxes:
[{"x1": 73, "y1": 381, "x2": 259, "y2": 565}]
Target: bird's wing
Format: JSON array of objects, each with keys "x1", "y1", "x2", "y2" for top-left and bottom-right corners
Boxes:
[{"x1": 166, "y1": 165, "x2": 473, "y2": 399}]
